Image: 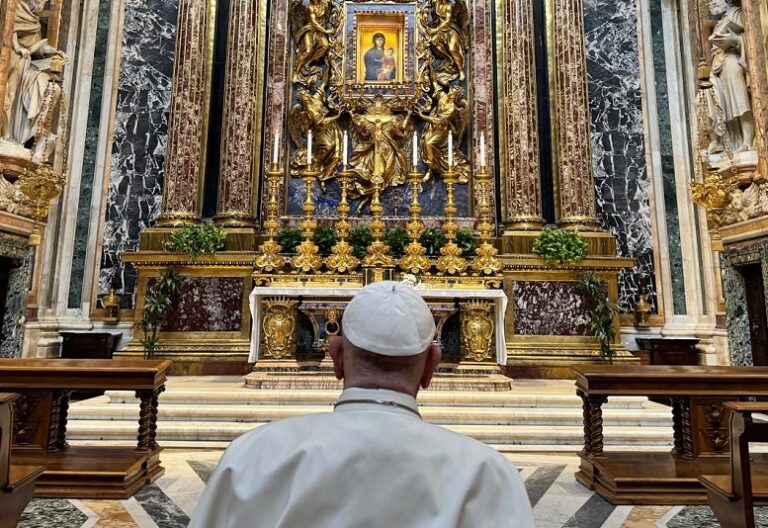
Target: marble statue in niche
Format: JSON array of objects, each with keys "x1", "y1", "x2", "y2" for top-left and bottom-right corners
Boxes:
[
  {"x1": 705, "y1": 0, "x2": 754, "y2": 155},
  {"x1": 1, "y1": 0, "x2": 68, "y2": 159}
]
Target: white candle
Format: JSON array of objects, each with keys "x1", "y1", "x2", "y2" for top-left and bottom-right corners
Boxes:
[
  {"x1": 307, "y1": 129, "x2": 313, "y2": 166},
  {"x1": 480, "y1": 133, "x2": 486, "y2": 169},
  {"x1": 412, "y1": 132, "x2": 418, "y2": 168},
  {"x1": 343, "y1": 131, "x2": 348, "y2": 166},
  {"x1": 273, "y1": 132, "x2": 280, "y2": 165},
  {"x1": 448, "y1": 131, "x2": 453, "y2": 169}
]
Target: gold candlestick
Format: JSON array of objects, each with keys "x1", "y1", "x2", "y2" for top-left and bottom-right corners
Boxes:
[
  {"x1": 436, "y1": 167, "x2": 467, "y2": 275},
  {"x1": 399, "y1": 168, "x2": 430, "y2": 274},
  {"x1": 363, "y1": 173, "x2": 395, "y2": 268},
  {"x1": 291, "y1": 167, "x2": 323, "y2": 272},
  {"x1": 471, "y1": 167, "x2": 502, "y2": 275},
  {"x1": 327, "y1": 166, "x2": 360, "y2": 273},
  {"x1": 256, "y1": 162, "x2": 286, "y2": 271}
]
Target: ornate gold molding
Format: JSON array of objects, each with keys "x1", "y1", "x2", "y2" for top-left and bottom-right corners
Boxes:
[
  {"x1": 461, "y1": 301, "x2": 495, "y2": 362},
  {"x1": 262, "y1": 298, "x2": 299, "y2": 360}
]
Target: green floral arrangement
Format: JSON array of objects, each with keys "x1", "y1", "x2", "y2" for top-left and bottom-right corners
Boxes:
[
  {"x1": 579, "y1": 272, "x2": 619, "y2": 363},
  {"x1": 313, "y1": 224, "x2": 339, "y2": 256},
  {"x1": 419, "y1": 228, "x2": 445, "y2": 256},
  {"x1": 384, "y1": 226, "x2": 410, "y2": 259},
  {"x1": 277, "y1": 227, "x2": 303, "y2": 254},
  {"x1": 349, "y1": 225, "x2": 374, "y2": 259},
  {"x1": 532, "y1": 228, "x2": 588, "y2": 265},
  {"x1": 136, "y1": 268, "x2": 182, "y2": 359},
  {"x1": 456, "y1": 228, "x2": 478, "y2": 256},
  {"x1": 166, "y1": 223, "x2": 226, "y2": 258}
]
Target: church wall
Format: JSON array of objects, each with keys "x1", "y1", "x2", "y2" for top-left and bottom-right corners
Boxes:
[
  {"x1": 584, "y1": 0, "x2": 656, "y2": 314},
  {"x1": 720, "y1": 241, "x2": 768, "y2": 366},
  {"x1": 0, "y1": 234, "x2": 34, "y2": 358},
  {"x1": 86, "y1": 0, "x2": 660, "y2": 318},
  {"x1": 67, "y1": 0, "x2": 114, "y2": 310},
  {"x1": 97, "y1": 0, "x2": 177, "y2": 307}
]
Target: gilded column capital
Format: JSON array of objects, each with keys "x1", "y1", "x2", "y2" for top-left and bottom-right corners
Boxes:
[
  {"x1": 550, "y1": 0, "x2": 599, "y2": 230},
  {"x1": 498, "y1": 0, "x2": 545, "y2": 231},
  {"x1": 157, "y1": 0, "x2": 212, "y2": 226}
]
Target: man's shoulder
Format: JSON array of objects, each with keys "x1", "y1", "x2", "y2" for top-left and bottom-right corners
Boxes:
[
  {"x1": 412, "y1": 419, "x2": 512, "y2": 464},
  {"x1": 226, "y1": 412, "x2": 329, "y2": 452}
]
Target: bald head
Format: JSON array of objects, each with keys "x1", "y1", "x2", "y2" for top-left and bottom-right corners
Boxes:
[{"x1": 329, "y1": 337, "x2": 442, "y2": 397}]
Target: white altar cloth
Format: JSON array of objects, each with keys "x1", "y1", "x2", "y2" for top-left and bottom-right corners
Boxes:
[{"x1": 249, "y1": 287, "x2": 508, "y2": 364}]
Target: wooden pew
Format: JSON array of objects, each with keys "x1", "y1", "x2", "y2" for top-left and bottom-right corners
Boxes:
[
  {"x1": 0, "y1": 358, "x2": 171, "y2": 499},
  {"x1": 573, "y1": 365, "x2": 768, "y2": 504},
  {"x1": 700, "y1": 403, "x2": 768, "y2": 528},
  {"x1": 0, "y1": 393, "x2": 44, "y2": 528}
]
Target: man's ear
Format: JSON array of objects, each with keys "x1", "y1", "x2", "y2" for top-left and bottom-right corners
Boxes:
[
  {"x1": 329, "y1": 336, "x2": 345, "y2": 380},
  {"x1": 420, "y1": 344, "x2": 442, "y2": 389}
]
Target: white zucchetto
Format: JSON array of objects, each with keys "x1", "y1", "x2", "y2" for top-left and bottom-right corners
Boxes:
[{"x1": 342, "y1": 281, "x2": 436, "y2": 356}]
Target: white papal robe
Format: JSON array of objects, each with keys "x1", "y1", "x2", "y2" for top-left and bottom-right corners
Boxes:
[{"x1": 189, "y1": 387, "x2": 535, "y2": 528}]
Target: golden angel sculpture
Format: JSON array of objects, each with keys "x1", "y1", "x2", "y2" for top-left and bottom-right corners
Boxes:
[
  {"x1": 289, "y1": 88, "x2": 343, "y2": 185},
  {"x1": 425, "y1": 0, "x2": 469, "y2": 84},
  {"x1": 290, "y1": 0, "x2": 334, "y2": 85},
  {"x1": 420, "y1": 86, "x2": 470, "y2": 183},
  {"x1": 2, "y1": 0, "x2": 68, "y2": 160},
  {"x1": 349, "y1": 97, "x2": 412, "y2": 208}
]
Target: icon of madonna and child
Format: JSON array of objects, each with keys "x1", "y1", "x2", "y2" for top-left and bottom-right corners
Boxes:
[{"x1": 363, "y1": 33, "x2": 397, "y2": 82}]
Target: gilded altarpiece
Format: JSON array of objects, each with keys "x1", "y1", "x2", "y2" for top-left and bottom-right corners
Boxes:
[{"x1": 120, "y1": 0, "x2": 638, "y2": 376}]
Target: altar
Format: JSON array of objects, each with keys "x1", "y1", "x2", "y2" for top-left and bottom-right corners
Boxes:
[
  {"x1": 112, "y1": 0, "x2": 639, "y2": 378},
  {"x1": 248, "y1": 286, "x2": 508, "y2": 367}
]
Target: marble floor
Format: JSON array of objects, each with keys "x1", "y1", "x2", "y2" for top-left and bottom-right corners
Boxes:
[{"x1": 17, "y1": 449, "x2": 768, "y2": 527}]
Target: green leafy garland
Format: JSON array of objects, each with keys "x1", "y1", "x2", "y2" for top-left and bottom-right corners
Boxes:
[
  {"x1": 579, "y1": 272, "x2": 619, "y2": 363},
  {"x1": 276, "y1": 227, "x2": 303, "y2": 254},
  {"x1": 384, "y1": 226, "x2": 410, "y2": 258},
  {"x1": 166, "y1": 223, "x2": 226, "y2": 258},
  {"x1": 349, "y1": 225, "x2": 374, "y2": 259},
  {"x1": 532, "y1": 229, "x2": 588, "y2": 265},
  {"x1": 313, "y1": 225, "x2": 339, "y2": 255},
  {"x1": 136, "y1": 268, "x2": 182, "y2": 359}
]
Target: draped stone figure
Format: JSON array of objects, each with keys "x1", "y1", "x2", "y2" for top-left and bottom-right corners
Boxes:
[
  {"x1": 2, "y1": 0, "x2": 68, "y2": 159},
  {"x1": 419, "y1": 86, "x2": 470, "y2": 183},
  {"x1": 706, "y1": 0, "x2": 754, "y2": 154}
]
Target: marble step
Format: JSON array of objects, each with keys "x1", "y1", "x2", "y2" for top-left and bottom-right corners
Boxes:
[
  {"x1": 243, "y1": 372, "x2": 513, "y2": 391},
  {"x1": 65, "y1": 420, "x2": 674, "y2": 446},
  {"x1": 67, "y1": 402, "x2": 673, "y2": 427},
  {"x1": 101, "y1": 390, "x2": 650, "y2": 409}
]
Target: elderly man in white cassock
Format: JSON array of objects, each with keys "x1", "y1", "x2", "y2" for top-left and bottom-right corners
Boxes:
[{"x1": 189, "y1": 281, "x2": 535, "y2": 528}]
